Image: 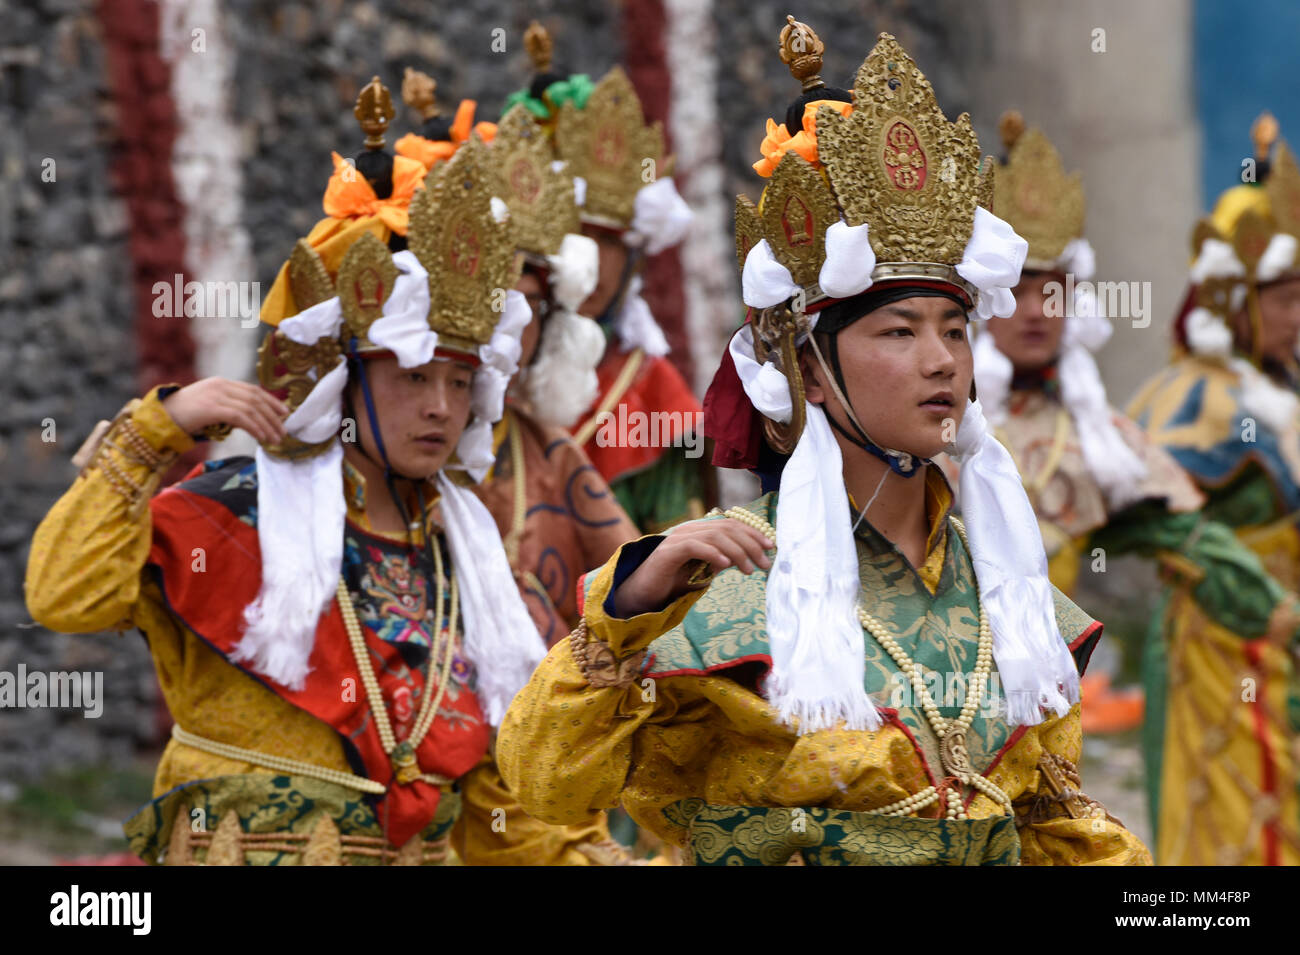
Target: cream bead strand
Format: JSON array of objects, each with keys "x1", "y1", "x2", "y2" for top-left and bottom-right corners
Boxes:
[{"x1": 719, "y1": 507, "x2": 1013, "y2": 818}]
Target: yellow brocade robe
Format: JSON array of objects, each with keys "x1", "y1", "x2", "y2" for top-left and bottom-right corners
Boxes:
[
  {"x1": 497, "y1": 474, "x2": 1152, "y2": 865},
  {"x1": 24, "y1": 387, "x2": 609, "y2": 865},
  {"x1": 1128, "y1": 356, "x2": 1300, "y2": 865}
]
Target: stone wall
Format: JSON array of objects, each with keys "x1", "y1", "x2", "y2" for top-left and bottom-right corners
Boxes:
[{"x1": 1, "y1": 0, "x2": 163, "y2": 782}]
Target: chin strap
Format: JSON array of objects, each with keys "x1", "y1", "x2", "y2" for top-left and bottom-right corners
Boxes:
[
  {"x1": 594, "y1": 247, "x2": 644, "y2": 330},
  {"x1": 805, "y1": 331, "x2": 928, "y2": 478},
  {"x1": 346, "y1": 343, "x2": 437, "y2": 573}
]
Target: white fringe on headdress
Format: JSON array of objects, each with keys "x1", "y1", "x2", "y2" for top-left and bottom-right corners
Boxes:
[
  {"x1": 947, "y1": 399, "x2": 1079, "y2": 724},
  {"x1": 730, "y1": 326, "x2": 879, "y2": 732},
  {"x1": 625, "y1": 176, "x2": 693, "y2": 256},
  {"x1": 613, "y1": 274, "x2": 671, "y2": 357},
  {"x1": 236, "y1": 297, "x2": 349, "y2": 689},
  {"x1": 730, "y1": 207, "x2": 1073, "y2": 733},
  {"x1": 437, "y1": 472, "x2": 545, "y2": 723},
  {"x1": 236, "y1": 252, "x2": 545, "y2": 721}
]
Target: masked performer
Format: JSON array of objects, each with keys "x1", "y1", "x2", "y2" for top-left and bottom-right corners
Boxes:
[
  {"x1": 502, "y1": 22, "x2": 705, "y2": 532},
  {"x1": 969, "y1": 115, "x2": 1298, "y2": 750}
]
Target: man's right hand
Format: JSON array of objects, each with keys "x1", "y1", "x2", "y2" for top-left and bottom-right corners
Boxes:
[
  {"x1": 161, "y1": 378, "x2": 290, "y2": 446},
  {"x1": 611, "y1": 519, "x2": 773, "y2": 618}
]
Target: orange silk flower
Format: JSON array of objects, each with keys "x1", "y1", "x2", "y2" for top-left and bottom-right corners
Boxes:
[
  {"x1": 752, "y1": 99, "x2": 854, "y2": 178},
  {"x1": 394, "y1": 99, "x2": 498, "y2": 171},
  {"x1": 321, "y1": 151, "x2": 427, "y2": 236}
]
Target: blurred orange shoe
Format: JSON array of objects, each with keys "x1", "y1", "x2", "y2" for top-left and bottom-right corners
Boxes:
[{"x1": 1080, "y1": 671, "x2": 1144, "y2": 733}]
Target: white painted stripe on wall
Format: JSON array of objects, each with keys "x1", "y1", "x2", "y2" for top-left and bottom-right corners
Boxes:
[
  {"x1": 160, "y1": 0, "x2": 259, "y2": 457},
  {"x1": 663, "y1": 0, "x2": 758, "y2": 505}
]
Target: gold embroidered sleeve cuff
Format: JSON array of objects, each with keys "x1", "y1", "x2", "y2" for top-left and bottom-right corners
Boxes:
[
  {"x1": 568, "y1": 619, "x2": 646, "y2": 688},
  {"x1": 72, "y1": 387, "x2": 193, "y2": 515}
]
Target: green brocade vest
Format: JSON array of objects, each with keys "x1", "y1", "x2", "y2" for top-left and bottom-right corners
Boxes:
[{"x1": 631, "y1": 492, "x2": 1100, "y2": 866}]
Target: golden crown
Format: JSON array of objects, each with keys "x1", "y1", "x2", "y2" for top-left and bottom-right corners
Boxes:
[
  {"x1": 1267, "y1": 142, "x2": 1300, "y2": 241},
  {"x1": 993, "y1": 112, "x2": 1085, "y2": 269},
  {"x1": 491, "y1": 104, "x2": 579, "y2": 258},
  {"x1": 525, "y1": 20, "x2": 553, "y2": 73},
  {"x1": 258, "y1": 133, "x2": 519, "y2": 459},
  {"x1": 736, "y1": 27, "x2": 995, "y2": 306},
  {"x1": 409, "y1": 134, "x2": 522, "y2": 350},
  {"x1": 355, "y1": 75, "x2": 395, "y2": 150},
  {"x1": 553, "y1": 66, "x2": 665, "y2": 229},
  {"x1": 1190, "y1": 114, "x2": 1300, "y2": 321}
]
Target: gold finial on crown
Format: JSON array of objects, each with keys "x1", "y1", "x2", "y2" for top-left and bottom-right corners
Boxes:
[
  {"x1": 1253, "y1": 111, "x2": 1279, "y2": 164},
  {"x1": 1266, "y1": 142, "x2": 1300, "y2": 240},
  {"x1": 736, "y1": 32, "x2": 993, "y2": 302},
  {"x1": 401, "y1": 68, "x2": 440, "y2": 121},
  {"x1": 993, "y1": 120, "x2": 1085, "y2": 267},
  {"x1": 525, "y1": 20, "x2": 553, "y2": 72},
  {"x1": 355, "y1": 75, "x2": 395, "y2": 150},
  {"x1": 779, "y1": 15, "x2": 825, "y2": 92},
  {"x1": 999, "y1": 109, "x2": 1025, "y2": 153}
]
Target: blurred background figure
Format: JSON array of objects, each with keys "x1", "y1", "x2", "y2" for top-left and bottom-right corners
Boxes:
[{"x1": 1128, "y1": 113, "x2": 1300, "y2": 866}]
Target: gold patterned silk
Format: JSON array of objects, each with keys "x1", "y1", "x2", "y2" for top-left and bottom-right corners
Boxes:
[
  {"x1": 25, "y1": 387, "x2": 614, "y2": 865},
  {"x1": 497, "y1": 489, "x2": 1151, "y2": 865}
]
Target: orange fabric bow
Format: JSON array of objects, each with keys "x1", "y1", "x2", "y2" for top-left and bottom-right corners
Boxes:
[
  {"x1": 394, "y1": 99, "x2": 498, "y2": 171},
  {"x1": 321, "y1": 151, "x2": 427, "y2": 236},
  {"x1": 752, "y1": 99, "x2": 854, "y2": 178}
]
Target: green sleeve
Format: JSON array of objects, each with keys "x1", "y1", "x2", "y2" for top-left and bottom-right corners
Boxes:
[
  {"x1": 611, "y1": 447, "x2": 707, "y2": 534},
  {"x1": 1090, "y1": 501, "x2": 1296, "y2": 642}
]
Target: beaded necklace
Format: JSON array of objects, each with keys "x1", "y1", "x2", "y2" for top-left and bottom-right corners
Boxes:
[
  {"x1": 336, "y1": 537, "x2": 459, "y2": 786},
  {"x1": 720, "y1": 505, "x2": 1014, "y2": 819}
]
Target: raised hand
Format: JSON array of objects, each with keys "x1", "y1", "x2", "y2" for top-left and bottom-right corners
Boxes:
[
  {"x1": 612, "y1": 519, "x2": 773, "y2": 618},
  {"x1": 161, "y1": 378, "x2": 290, "y2": 446}
]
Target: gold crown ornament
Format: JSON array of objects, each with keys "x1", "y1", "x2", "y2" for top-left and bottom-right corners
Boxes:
[
  {"x1": 401, "y1": 67, "x2": 441, "y2": 123},
  {"x1": 1187, "y1": 113, "x2": 1300, "y2": 357},
  {"x1": 355, "y1": 75, "x2": 396, "y2": 150},
  {"x1": 553, "y1": 66, "x2": 666, "y2": 230},
  {"x1": 258, "y1": 133, "x2": 520, "y2": 459},
  {"x1": 410, "y1": 134, "x2": 522, "y2": 350},
  {"x1": 524, "y1": 20, "x2": 554, "y2": 75},
  {"x1": 736, "y1": 24, "x2": 1000, "y2": 452},
  {"x1": 260, "y1": 75, "x2": 428, "y2": 329},
  {"x1": 993, "y1": 111, "x2": 1086, "y2": 270},
  {"x1": 736, "y1": 27, "x2": 996, "y2": 311},
  {"x1": 490, "y1": 103, "x2": 579, "y2": 259}
]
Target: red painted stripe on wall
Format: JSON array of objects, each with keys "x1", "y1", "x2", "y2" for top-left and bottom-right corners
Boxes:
[{"x1": 98, "y1": 0, "x2": 195, "y2": 396}]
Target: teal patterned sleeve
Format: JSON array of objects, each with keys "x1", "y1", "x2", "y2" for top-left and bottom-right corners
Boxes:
[{"x1": 1090, "y1": 501, "x2": 1296, "y2": 642}]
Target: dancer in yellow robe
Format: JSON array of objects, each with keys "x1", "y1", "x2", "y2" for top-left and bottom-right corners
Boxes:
[{"x1": 496, "y1": 22, "x2": 1150, "y2": 865}]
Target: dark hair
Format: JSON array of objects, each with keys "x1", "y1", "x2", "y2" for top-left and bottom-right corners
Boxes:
[
  {"x1": 783, "y1": 87, "x2": 852, "y2": 135},
  {"x1": 529, "y1": 71, "x2": 568, "y2": 101},
  {"x1": 418, "y1": 115, "x2": 455, "y2": 142},
  {"x1": 814, "y1": 285, "x2": 967, "y2": 338},
  {"x1": 354, "y1": 150, "x2": 394, "y2": 200}
]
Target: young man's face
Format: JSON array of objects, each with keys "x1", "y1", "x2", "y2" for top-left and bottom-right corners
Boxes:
[
  {"x1": 985, "y1": 271, "x2": 1067, "y2": 373},
  {"x1": 577, "y1": 223, "x2": 629, "y2": 320},
  {"x1": 802, "y1": 294, "x2": 973, "y2": 461},
  {"x1": 1242, "y1": 275, "x2": 1300, "y2": 366},
  {"x1": 351, "y1": 354, "x2": 475, "y2": 479}
]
